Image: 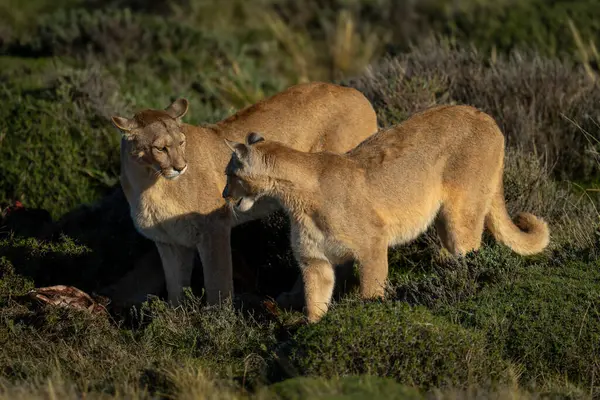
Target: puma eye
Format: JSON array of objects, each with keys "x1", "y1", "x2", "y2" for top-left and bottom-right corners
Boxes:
[{"x1": 155, "y1": 146, "x2": 167, "y2": 152}]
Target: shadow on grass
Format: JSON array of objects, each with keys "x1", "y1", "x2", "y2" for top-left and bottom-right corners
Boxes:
[{"x1": 0, "y1": 186, "x2": 303, "y2": 314}]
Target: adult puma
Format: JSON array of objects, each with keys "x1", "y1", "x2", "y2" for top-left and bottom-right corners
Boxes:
[
  {"x1": 222, "y1": 105, "x2": 550, "y2": 322},
  {"x1": 110, "y1": 82, "x2": 378, "y2": 306}
]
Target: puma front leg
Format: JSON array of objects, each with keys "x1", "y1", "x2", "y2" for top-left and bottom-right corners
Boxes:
[
  {"x1": 155, "y1": 242, "x2": 196, "y2": 306},
  {"x1": 301, "y1": 257, "x2": 335, "y2": 323},
  {"x1": 197, "y1": 223, "x2": 234, "y2": 305},
  {"x1": 276, "y1": 260, "x2": 356, "y2": 310}
]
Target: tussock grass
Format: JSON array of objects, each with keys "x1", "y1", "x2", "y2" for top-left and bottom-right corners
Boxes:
[{"x1": 0, "y1": 296, "x2": 276, "y2": 398}]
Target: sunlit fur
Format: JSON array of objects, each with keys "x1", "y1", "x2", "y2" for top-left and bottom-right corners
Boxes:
[
  {"x1": 111, "y1": 82, "x2": 378, "y2": 306},
  {"x1": 113, "y1": 99, "x2": 189, "y2": 181},
  {"x1": 224, "y1": 105, "x2": 550, "y2": 323}
]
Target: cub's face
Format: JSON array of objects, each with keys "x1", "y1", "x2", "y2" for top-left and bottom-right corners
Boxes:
[
  {"x1": 111, "y1": 99, "x2": 189, "y2": 180},
  {"x1": 222, "y1": 132, "x2": 267, "y2": 212}
]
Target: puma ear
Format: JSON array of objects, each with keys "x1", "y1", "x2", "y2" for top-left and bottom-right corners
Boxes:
[
  {"x1": 224, "y1": 139, "x2": 248, "y2": 159},
  {"x1": 246, "y1": 132, "x2": 264, "y2": 146},
  {"x1": 111, "y1": 116, "x2": 138, "y2": 133},
  {"x1": 165, "y1": 98, "x2": 189, "y2": 120}
]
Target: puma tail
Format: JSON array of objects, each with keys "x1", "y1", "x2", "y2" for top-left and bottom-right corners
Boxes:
[{"x1": 485, "y1": 180, "x2": 550, "y2": 255}]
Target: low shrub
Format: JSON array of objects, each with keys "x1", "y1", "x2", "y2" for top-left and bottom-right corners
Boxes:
[
  {"x1": 0, "y1": 294, "x2": 278, "y2": 396},
  {"x1": 390, "y1": 243, "x2": 534, "y2": 310},
  {"x1": 282, "y1": 301, "x2": 509, "y2": 389},
  {"x1": 442, "y1": 247, "x2": 600, "y2": 388},
  {"x1": 348, "y1": 42, "x2": 600, "y2": 181},
  {"x1": 0, "y1": 63, "x2": 123, "y2": 218},
  {"x1": 261, "y1": 375, "x2": 422, "y2": 400},
  {"x1": 139, "y1": 296, "x2": 277, "y2": 385}
]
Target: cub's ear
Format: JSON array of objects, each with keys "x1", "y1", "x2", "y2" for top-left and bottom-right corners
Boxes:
[
  {"x1": 111, "y1": 116, "x2": 138, "y2": 134},
  {"x1": 246, "y1": 132, "x2": 264, "y2": 146},
  {"x1": 224, "y1": 139, "x2": 248, "y2": 159},
  {"x1": 165, "y1": 98, "x2": 189, "y2": 120}
]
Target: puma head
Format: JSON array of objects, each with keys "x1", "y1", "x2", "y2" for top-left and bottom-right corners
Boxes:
[
  {"x1": 111, "y1": 98, "x2": 189, "y2": 180},
  {"x1": 222, "y1": 132, "x2": 271, "y2": 212}
]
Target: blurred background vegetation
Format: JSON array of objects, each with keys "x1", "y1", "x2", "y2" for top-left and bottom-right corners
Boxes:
[
  {"x1": 0, "y1": 0, "x2": 599, "y2": 216},
  {"x1": 0, "y1": 0, "x2": 599, "y2": 399}
]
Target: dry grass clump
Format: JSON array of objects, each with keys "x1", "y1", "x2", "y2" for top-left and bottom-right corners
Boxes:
[{"x1": 348, "y1": 41, "x2": 600, "y2": 181}]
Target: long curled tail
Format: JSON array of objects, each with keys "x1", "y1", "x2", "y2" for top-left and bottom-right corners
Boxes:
[{"x1": 485, "y1": 180, "x2": 550, "y2": 255}]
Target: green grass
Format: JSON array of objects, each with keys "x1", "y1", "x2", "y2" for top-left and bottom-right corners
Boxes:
[
  {"x1": 259, "y1": 376, "x2": 423, "y2": 400},
  {"x1": 281, "y1": 301, "x2": 510, "y2": 389},
  {"x1": 442, "y1": 250, "x2": 600, "y2": 388},
  {"x1": 0, "y1": 0, "x2": 599, "y2": 398}
]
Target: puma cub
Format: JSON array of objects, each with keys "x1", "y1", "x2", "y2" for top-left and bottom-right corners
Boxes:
[{"x1": 222, "y1": 105, "x2": 550, "y2": 323}]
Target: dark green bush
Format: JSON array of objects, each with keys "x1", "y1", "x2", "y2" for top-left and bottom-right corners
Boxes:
[
  {"x1": 442, "y1": 248, "x2": 600, "y2": 387},
  {"x1": 282, "y1": 301, "x2": 509, "y2": 389},
  {"x1": 0, "y1": 63, "x2": 124, "y2": 218},
  {"x1": 390, "y1": 244, "x2": 533, "y2": 311},
  {"x1": 139, "y1": 296, "x2": 277, "y2": 384}
]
